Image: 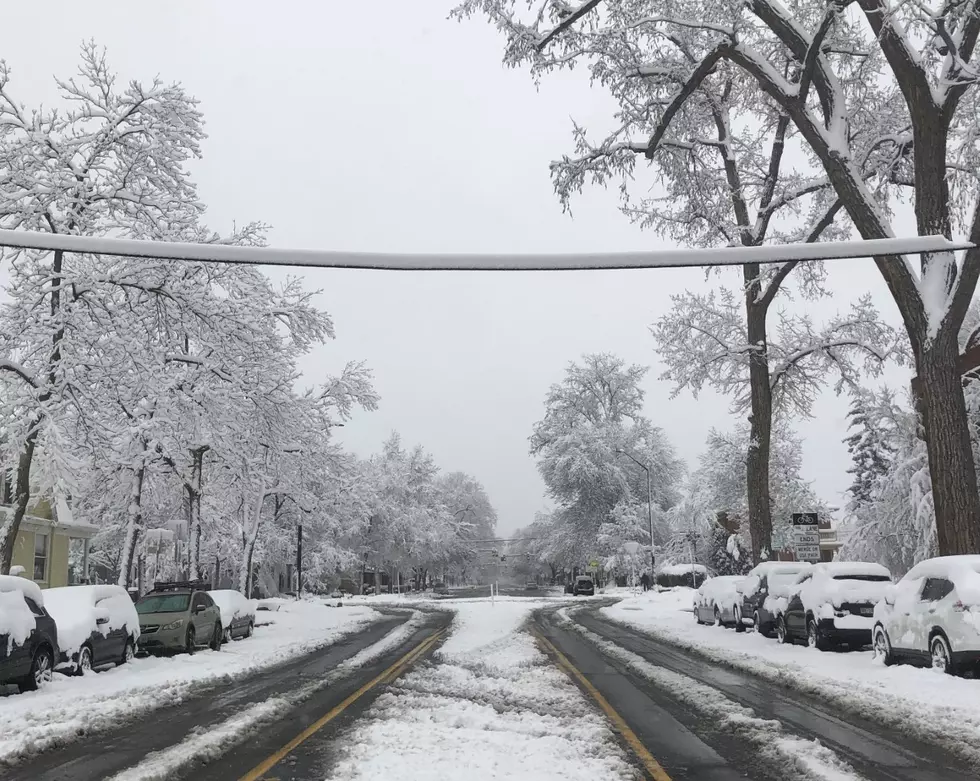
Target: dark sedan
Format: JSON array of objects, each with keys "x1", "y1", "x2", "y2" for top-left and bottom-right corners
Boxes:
[{"x1": 0, "y1": 577, "x2": 58, "y2": 692}]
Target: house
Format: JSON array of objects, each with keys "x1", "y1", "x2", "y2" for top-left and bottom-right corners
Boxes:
[{"x1": 2, "y1": 479, "x2": 97, "y2": 588}]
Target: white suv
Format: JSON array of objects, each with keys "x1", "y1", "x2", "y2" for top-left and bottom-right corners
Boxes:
[{"x1": 873, "y1": 555, "x2": 980, "y2": 675}]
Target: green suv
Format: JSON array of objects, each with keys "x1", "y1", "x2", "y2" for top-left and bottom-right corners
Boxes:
[{"x1": 135, "y1": 581, "x2": 223, "y2": 655}]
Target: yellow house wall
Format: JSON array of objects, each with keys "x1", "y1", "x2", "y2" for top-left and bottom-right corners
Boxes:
[
  {"x1": 11, "y1": 530, "x2": 32, "y2": 578},
  {"x1": 9, "y1": 528, "x2": 70, "y2": 588}
]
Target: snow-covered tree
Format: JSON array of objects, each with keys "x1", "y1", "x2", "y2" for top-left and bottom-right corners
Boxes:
[
  {"x1": 844, "y1": 389, "x2": 897, "y2": 511},
  {"x1": 530, "y1": 353, "x2": 684, "y2": 563},
  {"x1": 455, "y1": 0, "x2": 980, "y2": 556}
]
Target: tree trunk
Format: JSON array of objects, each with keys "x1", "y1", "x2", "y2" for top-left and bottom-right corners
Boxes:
[
  {"x1": 187, "y1": 445, "x2": 208, "y2": 580},
  {"x1": 916, "y1": 331, "x2": 980, "y2": 554},
  {"x1": 239, "y1": 483, "x2": 267, "y2": 595},
  {"x1": 745, "y1": 271, "x2": 774, "y2": 562},
  {"x1": 117, "y1": 460, "x2": 147, "y2": 588},
  {"x1": 1, "y1": 429, "x2": 39, "y2": 574}
]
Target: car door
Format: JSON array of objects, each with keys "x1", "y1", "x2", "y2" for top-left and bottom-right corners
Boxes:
[
  {"x1": 190, "y1": 592, "x2": 208, "y2": 637},
  {"x1": 911, "y1": 577, "x2": 955, "y2": 657},
  {"x1": 201, "y1": 593, "x2": 221, "y2": 634},
  {"x1": 885, "y1": 577, "x2": 921, "y2": 654},
  {"x1": 785, "y1": 574, "x2": 811, "y2": 637},
  {"x1": 2, "y1": 593, "x2": 37, "y2": 680},
  {"x1": 93, "y1": 600, "x2": 125, "y2": 664}
]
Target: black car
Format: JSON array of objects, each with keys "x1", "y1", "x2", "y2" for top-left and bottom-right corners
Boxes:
[
  {"x1": 736, "y1": 562, "x2": 812, "y2": 636},
  {"x1": 0, "y1": 581, "x2": 59, "y2": 692},
  {"x1": 572, "y1": 576, "x2": 595, "y2": 596}
]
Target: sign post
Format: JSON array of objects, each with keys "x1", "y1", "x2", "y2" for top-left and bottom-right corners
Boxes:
[{"x1": 792, "y1": 513, "x2": 821, "y2": 563}]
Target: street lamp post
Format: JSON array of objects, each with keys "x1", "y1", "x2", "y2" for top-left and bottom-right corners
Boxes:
[{"x1": 615, "y1": 450, "x2": 655, "y2": 576}]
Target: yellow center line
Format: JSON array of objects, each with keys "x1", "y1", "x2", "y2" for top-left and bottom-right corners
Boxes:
[
  {"x1": 533, "y1": 627, "x2": 672, "y2": 781},
  {"x1": 239, "y1": 628, "x2": 445, "y2": 781}
]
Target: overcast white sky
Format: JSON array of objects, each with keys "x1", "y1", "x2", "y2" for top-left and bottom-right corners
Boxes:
[{"x1": 2, "y1": 2, "x2": 912, "y2": 534}]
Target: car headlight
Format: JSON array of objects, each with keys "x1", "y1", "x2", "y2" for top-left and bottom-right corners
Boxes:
[{"x1": 162, "y1": 619, "x2": 184, "y2": 631}]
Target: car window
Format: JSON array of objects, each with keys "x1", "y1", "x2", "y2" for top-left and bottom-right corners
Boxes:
[
  {"x1": 200, "y1": 593, "x2": 215, "y2": 608},
  {"x1": 24, "y1": 596, "x2": 45, "y2": 618},
  {"x1": 832, "y1": 574, "x2": 891, "y2": 582},
  {"x1": 191, "y1": 592, "x2": 207, "y2": 609},
  {"x1": 920, "y1": 577, "x2": 955, "y2": 601},
  {"x1": 136, "y1": 594, "x2": 190, "y2": 614}
]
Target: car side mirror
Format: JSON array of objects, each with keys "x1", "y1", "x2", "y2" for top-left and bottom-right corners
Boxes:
[
  {"x1": 195, "y1": 604, "x2": 207, "y2": 614},
  {"x1": 95, "y1": 616, "x2": 109, "y2": 625}
]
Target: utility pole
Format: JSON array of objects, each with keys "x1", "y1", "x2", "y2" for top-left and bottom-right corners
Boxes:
[
  {"x1": 297, "y1": 524, "x2": 303, "y2": 598},
  {"x1": 615, "y1": 449, "x2": 656, "y2": 575}
]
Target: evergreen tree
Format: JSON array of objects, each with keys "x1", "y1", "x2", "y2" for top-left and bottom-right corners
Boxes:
[{"x1": 844, "y1": 391, "x2": 896, "y2": 512}]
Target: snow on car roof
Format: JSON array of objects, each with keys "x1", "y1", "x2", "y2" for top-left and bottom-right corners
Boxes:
[
  {"x1": 749, "y1": 561, "x2": 812, "y2": 576},
  {"x1": 659, "y1": 563, "x2": 708, "y2": 575},
  {"x1": 813, "y1": 561, "x2": 891, "y2": 578},
  {"x1": 44, "y1": 584, "x2": 139, "y2": 656},
  {"x1": 904, "y1": 555, "x2": 980, "y2": 603},
  {"x1": 0, "y1": 574, "x2": 44, "y2": 606}
]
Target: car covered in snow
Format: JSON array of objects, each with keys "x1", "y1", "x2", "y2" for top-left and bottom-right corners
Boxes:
[
  {"x1": 573, "y1": 576, "x2": 596, "y2": 596},
  {"x1": 736, "y1": 561, "x2": 812, "y2": 636},
  {"x1": 694, "y1": 575, "x2": 746, "y2": 627},
  {"x1": 135, "y1": 580, "x2": 223, "y2": 654},
  {"x1": 776, "y1": 562, "x2": 892, "y2": 650},
  {"x1": 0, "y1": 574, "x2": 59, "y2": 691},
  {"x1": 43, "y1": 584, "x2": 140, "y2": 674},
  {"x1": 207, "y1": 589, "x2": 257, "y2": 642},
  {"x1": 872, "y1": 555, "x2": 980, "y2": 675}
]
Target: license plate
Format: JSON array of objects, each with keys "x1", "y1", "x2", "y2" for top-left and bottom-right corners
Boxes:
[{"x1": 860, "y1": 606, "x2": 874, "y2": 616}]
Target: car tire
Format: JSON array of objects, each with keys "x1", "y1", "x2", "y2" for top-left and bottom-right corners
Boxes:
[
  {"x1": 872, "y1": 625, "x2": 894, "y2": 666},
  {"x1": 245, "y1": 621, "x2": 254, "y2": 638},
  {"x1": 807, "y1": 619, "x2": 830, "y2": 651},
  {"x1": 754, "y1": 609, "x2": 771, "y2": 638},
  {"x1": 21, "y1": 646, "x2": 54, "y2": 691},
  {"x1": 224, "y1": 626, "x2": 233, "y2": 643},
  {"x1": 76, "y1": 645, "x2": 94, "y2": 676},
  {"x1": 734, "y1": 606, "x2": 745, "y2": 633},
  {"x1": 185, "y1": 626, "x2": 196, "y2": 655},
  {"x1": 931, "y1": 633, "x2": 954, "y2": 675},
  {"x1": 776, "y1": 616, "x2": 788, "y2": 645},
  {"x1": 121, "y1": 638, "x2": 136, "y2": 666},
  {"x1": 210, "y1": 622, "x2": 223, "y2": 651},
  {"x1": 695, "y1": 607, "x2": 703, "y2": 625},
  {"x1": 713, "y1": 607, "x2": 723, "y2": 627}
]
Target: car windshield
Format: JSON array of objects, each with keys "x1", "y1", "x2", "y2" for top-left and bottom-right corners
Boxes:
[
  {"x1": 136, "y1": 594, "x2": 190, "y2": 614},
  {"x1": 832, "y1": 575, "x2": 891, "y2": 582},
  {"x1": 769, "y1": 573, "x2": 801, "y2": 588}
]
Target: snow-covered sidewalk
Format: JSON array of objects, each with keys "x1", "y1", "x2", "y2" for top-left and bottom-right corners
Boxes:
[
  {"x1": 0, "y1": 599, "x2": 383, "y2": 763},
  {"x1": 323, "y1": 599, "x2": 640, "y2": 780},
  {"x1": 600, "y1": 588, "x2": 980, "y2": 762}
]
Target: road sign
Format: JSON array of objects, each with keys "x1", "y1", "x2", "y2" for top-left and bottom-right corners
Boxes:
[
  {"x1": 792, "y1": 513, "x2": 820, "y2": 562},
  {"x1": 589, "y1": 560, "x2": 599, "y2": 568},
  {"x1": 792, "y1": 513, "x2": 818, "y2": 526}
]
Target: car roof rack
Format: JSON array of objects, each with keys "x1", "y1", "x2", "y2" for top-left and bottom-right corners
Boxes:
[{"x1": 151, "y1": 579, "x2": 209, "y2": 592}]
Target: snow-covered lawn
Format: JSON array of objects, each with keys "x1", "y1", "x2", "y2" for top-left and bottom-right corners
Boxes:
[
  {"x1": 0, "y1": 599, "x2": 383, "y2": 764},
  {"x1": 323, "y1": 599, "x2": 641, "y2": 780},
  {"x1": 600, "y1": 588, "x2": 980, "y2": 762}
]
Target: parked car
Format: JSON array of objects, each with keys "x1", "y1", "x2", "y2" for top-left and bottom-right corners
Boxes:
[
  {"x1": 873, "y1": 555, "x2": 980, "y2": 674},
  {"x1": 525, "y1": 581, "x2": 539, "y2": 591},
  {"x1": 0, "y1": 575, "x2": 58, "y2": 691},
  {"x1": 736, "y1": 561, "x2": 813, "y2": 636},
  {"x1": 694, "y1": 575, "x2": 746, "y2": 627},
  {"x1": 135, "y1": 580, "x2": 223, "y2": 655},
  {"x1": 207, "y1": 589, "x2": 257, "y2": 642},
  {"x1": 572, "y1": 576, "x2": 595, "y2": 596},
  {"x1": 44, "y1": 584, "x2": 140, "y2": 674},
  {"x1": 776, "y1": 562, "x2": 892, "y2": 650},
  {"x1": 432, "y1": 582, "x2": 450, "y2": 595}
]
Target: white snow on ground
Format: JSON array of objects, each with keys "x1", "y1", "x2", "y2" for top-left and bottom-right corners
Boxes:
[
  {"x1": 602, "y1": 588, "x2": 980, "y2": 764},
  {"x1": 558, "y1": 611, "x2": 864, "y2": 781},
  {"x1": 323, "y1": 599, "x2": 642, "y2": 781},
  {"x1": 0, "y1": 599, "x2": 383, "y2": 764},
  {"x1": 103, "y1": 611, "x2": 430, "y2": 781}
]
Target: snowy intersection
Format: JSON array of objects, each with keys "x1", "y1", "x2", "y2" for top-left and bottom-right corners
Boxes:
[{"x1": 3, "y1": 590, "x2": 980, "y2": 780}]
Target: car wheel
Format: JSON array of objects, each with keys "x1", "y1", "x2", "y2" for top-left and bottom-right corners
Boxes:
[
  {"x1": 77, "y1": 645, "x2": 93, "y2": 676},
  {"x1": 713, "y1": 607, "x2": 723, "y2": 627},
  {"x1": 210, "y1": 622, "x2": 223, "y2": 651},
  {"x1": 185, "y1": 626, "x2": 196, "y2": 655},
  {"x1": 734, "y1": 606, "x2": 745, "y2": 633},
  {"x1": 694, "y1": 607, "x2": 703, "y2": 624},
  {"x1": 872, "y1": 625, "x2": 894, "y2": 666},
  {"x1": 224, "y1": 626, "x2": 233, "y2": 643},
  {"x1": 776, "y1": 616, "x2": 788, "y2": 645},
  {"x1": 121, "y1": 638, "x2": 136, "y2": 665},
  {"x1": 807, "y1": 619, "x2": 830, "y2": 651},
  {"x1": 21, "y1": 646, "x2": 54, "y2": 691},
  {"x1": 245, "y1": 621, "x2": 254, "y2": 638},
  {"x1": 754, "y1": 609, "x2": 770, "y2": 638},
  {"x1": 931, "y1": 633, "x2": 954, "y2": 674}
]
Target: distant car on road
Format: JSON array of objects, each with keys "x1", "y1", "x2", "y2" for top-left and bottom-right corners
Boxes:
[
  {"x1": 0, "y1": 575, "x2": 58, "y2": 692},
  {"x1": 776, "y1": 562, "x2": 892, "y2": 650},
  {"x1": 208, "y1": 589, "x2": 257, "y2": 642},
  {"x1": 525, "y1": 581, "x2": 539, "y2": 591},
  {"x1": 736, "y1": 561, "x2": 813, "y2": 636},
  {"x1": 873, "y1": 555, "x2": 980, "y2": 674},
  {"x1": 694, "y1": 575, "x2": 746, "y2": 627},
  {"x1": 572, "y1": 576, "x2": 595, "y2": 596},
  {"x1": 135, "y1": 581, "x2": 223, "y2": 655},
  {"x1": 433, "y1": 582, "x2": 450, "y2": 595},
  {"x1": 44, "y1": 584, "x2": 140, "y2": 674}
]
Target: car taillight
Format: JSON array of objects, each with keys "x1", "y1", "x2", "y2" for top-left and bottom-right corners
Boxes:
[{"x1": 953, "y1": 601, "x2": 972, "y2": 612}]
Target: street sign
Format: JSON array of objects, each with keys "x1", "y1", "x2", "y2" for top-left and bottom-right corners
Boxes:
[
  {"x1": 792, "y1": 513, "x2": 820, "y2": 562},
  {"x1": 589, "y1": 560, "x2": 599, "y2": 568}
]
